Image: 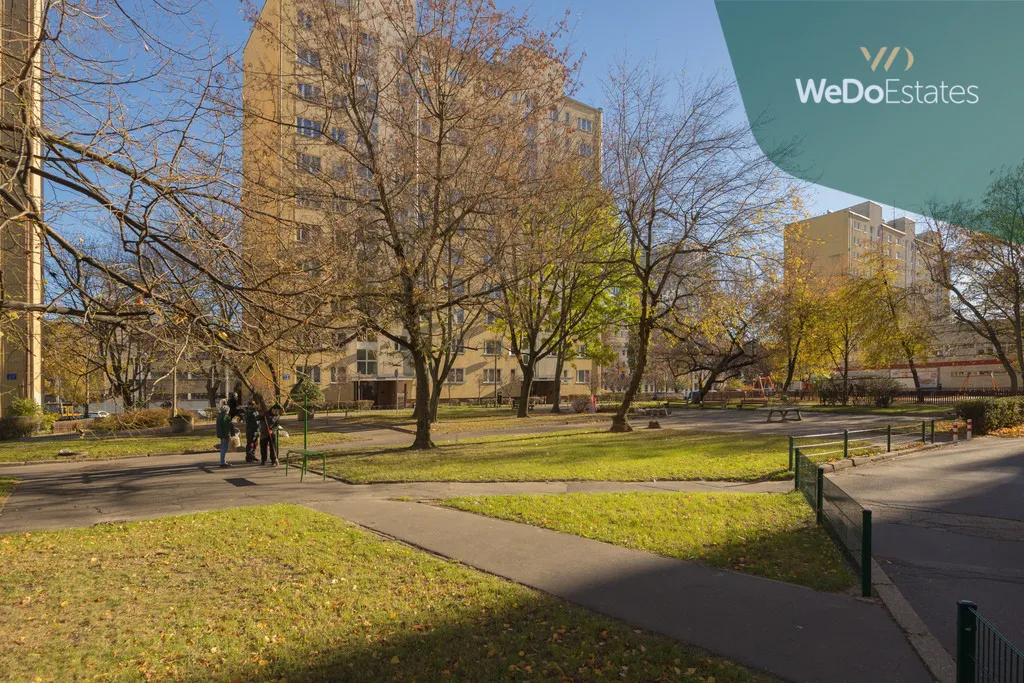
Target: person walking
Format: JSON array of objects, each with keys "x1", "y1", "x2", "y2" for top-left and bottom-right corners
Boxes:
[
  {"x1": 259, "y1": 403, "x2": 282, "y2": 466},
  {"x1": 243, "y1": 399, "x2": 260, "y2": 463},
  {"x1": 215, "y1": 403, "x2": 233, "y2": 469}
]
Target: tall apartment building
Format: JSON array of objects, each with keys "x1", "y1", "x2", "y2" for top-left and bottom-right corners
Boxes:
[
  {"x1": 785, "y1": 200, "x2": 947, "y2": 311},
  {"x1": 0, "y1": 0, "x2": 44, "y2": 413},
  {"x1": 242, "y1": 0, "x2": 603, "y2": 408}
]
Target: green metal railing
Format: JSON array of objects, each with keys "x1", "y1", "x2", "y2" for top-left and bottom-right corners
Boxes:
[
  {"x1": 957, "y1": 601, "x2": 1024, "y2": 682},
  {"x1": 788, "y1": 420, "x2": 935, "y2": 471},
  {"x1": 795, "y1": 447, "x2": 873, "y2": 597}
]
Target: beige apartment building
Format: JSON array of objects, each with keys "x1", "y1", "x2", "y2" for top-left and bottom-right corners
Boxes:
[
  {"x1": 242, "y1": 0, "x2": 602, "y2": 408},
  {"x1": 786, "y1": 200, "x2": 947, "y2": 313},
  {"x1": 0, "y1": 0, "x2": 44, "y2": 413}
]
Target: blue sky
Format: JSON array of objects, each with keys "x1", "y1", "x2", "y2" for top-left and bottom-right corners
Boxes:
[{"x1": 206, "y1": 0, "x2": 889, "y2": 218}]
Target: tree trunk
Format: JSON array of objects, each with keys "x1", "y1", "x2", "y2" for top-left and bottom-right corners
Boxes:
[
  {"x1": 428, "y1": 379, "x2": 443, "y2": 423},
  {"x1": 550, "y1": 351, "x2": 565, "y2": 414},
  {"x1": 410, "y1": 351, "x2": 435, "y2": 449},
  {"x1": 517, "y1": 361, "x2": 535, "y2": 418},
  {"x1": 612, "y1": 321, "x2": 651, "y2": 432},
  {"x1": 782, "y1": 337, "x2": 801, "y2": 395}
]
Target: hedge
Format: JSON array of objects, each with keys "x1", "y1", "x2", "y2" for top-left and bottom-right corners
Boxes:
[{"x1": 956, "y1": 397, "x2": 1024, "y2": 435}]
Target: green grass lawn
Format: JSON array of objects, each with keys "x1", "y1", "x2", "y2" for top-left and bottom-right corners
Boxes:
[
  {"x1": 0, "y1": 505, "x2": 774, "y2": 682},
  {"x1": 0, "y1": 477, "x2": 15, "y2": 511},
  {"x1": 0, "y1": 430, "x2": 349, "y2": 464},
  {"x1": 444, "y1": 492, "x2": 854, "y2": 592},
  {"x1": 330, "y1": 405, "x2": 610, "y2": 434},
  {"x1": 324, "y1": 429, "x2": 791, "y2": 483}
]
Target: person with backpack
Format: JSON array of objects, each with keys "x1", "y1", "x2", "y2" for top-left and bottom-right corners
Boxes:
[
  {"x1": 243, "y1": 399, "x2": 261, "y2": 463},
  {"x1": 260, "y1": 403, "x2": 283, "y2": 466},
  {"x1": 215, "y1": 403, "x2": 233, "y2": 469}
]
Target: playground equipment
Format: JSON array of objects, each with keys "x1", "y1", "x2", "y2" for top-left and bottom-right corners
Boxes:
[{"x1": 753, "y1": 376, "x2": 777, "y2": 397}]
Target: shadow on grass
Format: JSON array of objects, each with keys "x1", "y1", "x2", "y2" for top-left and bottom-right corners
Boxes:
[{"x1": 179, "y1": 595, "x2": 764, "y2": 683}]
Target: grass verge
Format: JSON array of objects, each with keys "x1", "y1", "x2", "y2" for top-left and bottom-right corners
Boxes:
[
  {"x1": 443, "y1": 492, "x2": 854, "y2": 592},
  {"x1": 0, "y1": 430, "x2": 348, "y2": 464},
  {"x1": 324, "y1": 429, "x2": 790, "y2": 483},
  {"x1": 332, "y1": 405, "x2": 610, "y2": 434},
  {"x1": 0, "y1": 505, "x2": 774, "y2": 681},
  {"x1": 0, "y1": 477, "x2": 15, "y2": 512}
]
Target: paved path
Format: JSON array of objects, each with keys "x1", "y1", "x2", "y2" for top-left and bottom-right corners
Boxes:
[
  {"x1": 310, "y1": 498, "x2": 931, "y2": 683},
  {"x1": 0, "y1": 450, "x2": 934, "y2": 682},
  {"x1": 0, "y1": 452, "x2": 789, "y2": 533},
  {"x1": 830, "y1": 437, "x2": 1024, "y2": 655}
]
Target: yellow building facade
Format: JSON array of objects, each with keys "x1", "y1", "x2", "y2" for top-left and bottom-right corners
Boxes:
[
  {"x1": 242, "y1": 0, "x2": 603, "y2": 408},
  {"x1": 0, "y1": 0, "x2": 44, "y2": 413}
]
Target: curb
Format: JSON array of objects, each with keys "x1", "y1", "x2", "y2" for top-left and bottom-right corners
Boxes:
[
  {"x1": 0, "y1": 448, "x2": 219, "y2": 468},
  {"x1": 818, "y1": 442, "x2": 947, "y2": 475},
  {"x1": 871, "y1": 558, "x2": 954, "y2": 683}
]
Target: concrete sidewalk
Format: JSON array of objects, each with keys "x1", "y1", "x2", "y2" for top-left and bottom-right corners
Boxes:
[{"x1": 311, "y1": 498, "x2": 933, "y2": 683}]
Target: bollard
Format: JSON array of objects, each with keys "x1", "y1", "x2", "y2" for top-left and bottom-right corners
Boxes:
[
  {"x1": 966, "y1": 419, "x2": 973, "y2": 440},
  {"x1": 953, "y1": 420, "x2": 959, "y2": 444}
]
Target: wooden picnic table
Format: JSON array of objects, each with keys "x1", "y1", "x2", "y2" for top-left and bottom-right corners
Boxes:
[{"x1": 760, "y1": 406, "x2": 803, "y2": 423}]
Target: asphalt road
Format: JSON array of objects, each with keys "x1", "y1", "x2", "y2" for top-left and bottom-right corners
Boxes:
[{"x1": 829, "y1": 437, "x2": 1024, "y2": 655}]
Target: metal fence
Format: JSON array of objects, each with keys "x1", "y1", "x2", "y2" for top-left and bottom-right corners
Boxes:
[
  {"x1": 788, "y1": 421, "x2": 934, "y2": 470},
  {"x1": 957, "y1": 601, "x2": 1024, "y2": 682},
  {"x1": 891, "y1": 389, "x2": 1024, "y2": 406},
  {"x1": 795, "y1": 447, "x2": 873, "y2": 597}
]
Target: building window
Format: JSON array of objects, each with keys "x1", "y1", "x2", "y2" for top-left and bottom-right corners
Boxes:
[
  {"x1": 330, "y1": 366, "x2": 345, "y2": 384},
  {"x1": 296, "y1": 365, "x2": 322, "y2": 383},
  {"x1": 451, "y1": 341, "x2": 465, "y2": 356},
  {"x1": 447, "y1": 368, "x2": 465, "y2": 384},
  {"x1": 296, "y1": 192, "x2": 322, "y2": 209},
  {"x1": 578, "y1": 143, "x2": 593, "y2": 157},
  {"x1": 297, "y1": 83, "x2": 322, "y2": 101},
  {"x1": 483, "y1": 368, "x2": 502, "y2": 384},
  {"x1": 296, "y1": 118, "x2": 322, "y2": 138},
  {"x1": 357, "y1": 349, "x2": 377, "y2": 376},
  {"x1": 297, "y1": 10, "x2": 314, "y2": 30},
  {"x1": 297, "y1": 48, "x2": 321, "y2": 68},
  {"x1": 297, "y1": 153, "x2": 322, "y2": 174},
  {"x1": 577, "y1": 117, "x2": 593, "y2": 133},
  {"x1": 576, "y1": 369, "x2": 591, "y2": 384},
  {"x1": 485, "y1": 312, "x2": 498, "y2": 326},
  {"x1": 484, "y1": 340, "x2": 501, "y2": 356},
  {"x1": 330, "y1": 127, "x2": 347, "y2": 144}
]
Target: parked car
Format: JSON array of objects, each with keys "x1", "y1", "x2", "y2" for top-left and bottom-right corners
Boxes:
[{"x1": 85, "y1": 411, "x2": 110, "y2": 419}]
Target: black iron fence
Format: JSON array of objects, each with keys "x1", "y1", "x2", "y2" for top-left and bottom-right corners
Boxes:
[
  {"x1": 794, "y1": 448, "x2": 873, "y2": 597},
  {"x1": 957, "y1": 601, "x2": 1024, "y2": 682}
]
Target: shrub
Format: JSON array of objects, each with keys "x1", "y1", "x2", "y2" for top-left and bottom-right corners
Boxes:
[
  {"x1": 39, "y1": 412, "x2": 60, "y2": 433},
  {"x1": 7, "y1": 397, "x2": 41, "y2": 418},
  {"x1": 289, "y1": 378, "x2": 326, "y2": 411},
  {"x1": 817, "y1": 378, "x2": 847, "y2": 406},
  {"x1": 0, "y1": 416, "x2": 39, "y2": 440},
  {"x1": 92, "y1": 409, "x2": 172, "y2": 434},
  {"x1": 956, "y1": 397, "x2": 1024, "y2": 435},
  {"x1": 861, "y1": 377, "x2": 901, "y2": 408}
]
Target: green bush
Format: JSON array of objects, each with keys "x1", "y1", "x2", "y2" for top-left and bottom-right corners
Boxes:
[
  {"x1": 39, "y1": 412, "x2": 60, "y2": 433},
  {"x1": 861, "y1": 378, "x2": 901, "y2": 408},
  {"x1": 289, "y1": 378, "x2": 325, "y2": 411},
  {"x1": 956, "y1": 397, "x2": 1024, "y2": 435},
  {"x1": 817, "y1": 378, "x2": 848, "y2": 406},
  {"x1": 92, "y1": 409, "x2": 172, "y2": 434},
  {"x1": 7, "y1": 398, "x2": 41, "y2": 418},
  {"x1": 0, "y1": 417, "x2": 38, "y2": 440}
]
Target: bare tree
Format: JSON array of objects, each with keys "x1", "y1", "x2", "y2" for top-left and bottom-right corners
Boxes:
[
  {"x1": 602, "y1": 60, "x2": 799, "y2": 431},
  {"x1": 243, "y1": 0, "x2": 578, "y2": 447}
]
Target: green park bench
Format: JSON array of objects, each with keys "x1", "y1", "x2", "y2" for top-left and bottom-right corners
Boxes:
[{"x1": 285, "y1": 448, "x2": 327, "y2": 481}]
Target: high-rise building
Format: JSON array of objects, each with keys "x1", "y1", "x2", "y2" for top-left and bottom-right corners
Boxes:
[
  {"x1": 0, "y1": 0, "x2": 44, "y2": 413},
  {"x1": 241, "y1": 0, "x2": 603, "y2": 407}
]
